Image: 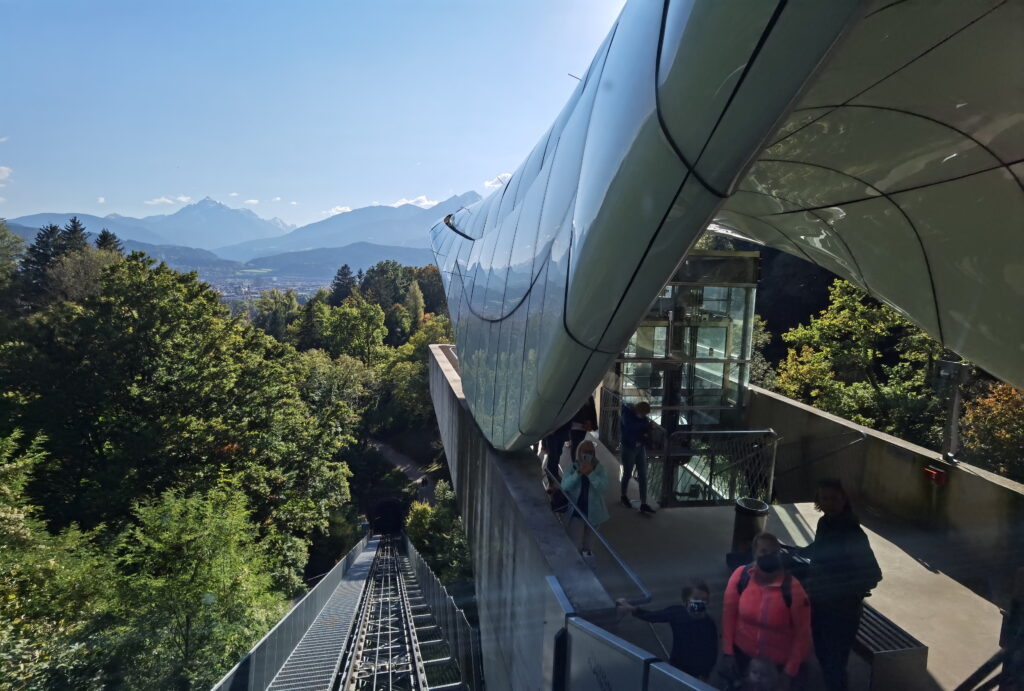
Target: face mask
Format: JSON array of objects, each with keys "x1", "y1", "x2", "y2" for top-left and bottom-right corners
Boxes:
[
  {"x1": 687, "y1": 599, "x2": 707, "y2": 614},
  {"x1": 757, "y1": 553, "x2": 782, "y2": 574}
]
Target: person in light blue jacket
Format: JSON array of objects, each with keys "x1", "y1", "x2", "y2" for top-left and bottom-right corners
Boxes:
[{"x1": 560, "y1": 440, "x2": 610, "y2": 557}]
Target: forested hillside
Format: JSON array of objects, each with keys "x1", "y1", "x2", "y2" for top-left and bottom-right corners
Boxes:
[{"x1": 0, "y1": 218, "x2": 462, "y2": 688}]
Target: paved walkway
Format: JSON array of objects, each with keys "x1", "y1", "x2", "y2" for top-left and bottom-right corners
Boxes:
[{"x1": 549, "y1": 434, "x2": 1002, "y2": 690}]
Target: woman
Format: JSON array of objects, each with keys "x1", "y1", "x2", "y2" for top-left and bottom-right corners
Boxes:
[
  {"x1": 802, "y1": 479, "x2": 882, "y2": 691},
  {"x1": 560, "y1": 440, "x2": 609, "y2": 557},
  {"x1": 617, "y1": 580, "x2": 718, "y2": 680},
  {"x1": 723, "y1": 532, "x2": 812, "y2": 686}
]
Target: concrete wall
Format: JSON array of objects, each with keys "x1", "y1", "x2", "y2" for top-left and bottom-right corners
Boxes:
[
  {"x1": 748, "y1": 385, "x2": 1024, "y2": 604},
  {"x1": 429, "y1": 345, "x2": 613, "y2": 691}
]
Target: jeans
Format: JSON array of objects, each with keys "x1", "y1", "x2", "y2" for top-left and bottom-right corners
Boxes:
[{"x1": 620, "y1": 445, "x2": 648, "y2": 504}]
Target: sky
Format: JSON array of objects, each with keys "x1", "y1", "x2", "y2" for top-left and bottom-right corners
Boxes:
[{"x1": 0, "y1": 0, "x2": 626, "y2": 226}]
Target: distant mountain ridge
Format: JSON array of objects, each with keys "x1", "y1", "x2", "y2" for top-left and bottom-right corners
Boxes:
[
  {"x1": 140, "y1": 197, "x2": 293, "y2": 249},
  {"x1": 215, "y1": 192, "x2": 481, "y2": 262},
  {"x1": 9, "y1": 212, "x2": 169, "y2": 245},
  {"x1": 10, "y1": 197, "x2": 292, "y2": 250}
]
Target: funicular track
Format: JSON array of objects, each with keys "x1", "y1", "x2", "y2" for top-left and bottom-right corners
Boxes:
[{"x1": 335, "y1": 535, "x2": 468, "y2": 691}]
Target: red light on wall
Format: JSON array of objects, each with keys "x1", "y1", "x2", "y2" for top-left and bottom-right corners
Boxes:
[{"x1": 924, "y1": 466, "x2": 948, "y2": 486}]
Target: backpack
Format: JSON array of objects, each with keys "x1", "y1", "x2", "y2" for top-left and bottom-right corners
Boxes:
[{"x1": 737, "y1": 566, "x2": 793, "y2": 608}]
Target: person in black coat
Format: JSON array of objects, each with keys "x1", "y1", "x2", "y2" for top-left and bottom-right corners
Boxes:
[
  {"x1": 568, "y1": 396, "x2": 598, "y2": 462},
  {"x1": 617, "y1": 581, "x2": 718, "y2": 681},
  {"x1": 802, "y1": 479, "x2": 882, "y2": 691}
]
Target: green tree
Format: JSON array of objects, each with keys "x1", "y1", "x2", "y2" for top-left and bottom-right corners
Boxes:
[
  {"x1": 289, "y1": 290, "x2": 331, "y2": 351},
  {"x1": 328, "y1": 264, "x2": 358, "y2": 306},
  {"x1": 46, "y1": 246, "x2": 123, "y2": 303},
  {"x1": 361, "y1": 259, "x2": 410, "y2": 308},
  {"x1": 374, "y1": 315, "x2": 453, "y2": 431},
  {"x1": 111, "y1": 486, "x2": 285, "y2": 690},
  {"x1": 405, "y1": 480, "x2": 472, "y2": 584},
  {"x1": 414, "y1": 265, "x2": 447, "y2": 317},
  {"x1": 0, "y1": 221, "x2": 24, "y2": 325},
  {"x1": 63, "y1": 216, "x2": 90, "y2": 253},
  {"x1": 774, "y1": 279, "x2": 946, "y2": 447},
  {"x1": 252, "y1": 288, "x2": 300, "y2": 341},
  {"x1": 322, "y1": 294, "x2": 387, "y2": 362},
  {"x1": 95, "y1": 228, "x2": 124, "y2": 252},
  {"x1": 1, "y1": 255, "x2": 352, "y2": 569},
  {"x1": 18, "y1": 223, "x2": 63, "y2": 305},
  {"x1": 0, "y1": 431, "x2": 115, "y2": 689},
  {"x1": 384, "y1": 303, "x2": 413, "y2": 347},
  {"x1": 404, "y1": 280, "x2": 425, "y2": 332},
  {"x1": 961, "y1": 382, "x2": 1024, "y2": 480}
]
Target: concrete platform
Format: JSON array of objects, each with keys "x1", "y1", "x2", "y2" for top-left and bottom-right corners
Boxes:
[{"x1": 549, "y1": 435, "x2": 1003, "y2": 690}]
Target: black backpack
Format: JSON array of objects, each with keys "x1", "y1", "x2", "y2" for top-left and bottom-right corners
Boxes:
[{"x1": 737, "y1": 566, "x2": 793, "y2": 608}]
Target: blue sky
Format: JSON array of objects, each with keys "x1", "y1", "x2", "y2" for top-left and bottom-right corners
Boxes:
[{"x1": 0, "y1": 1, "x2": 625, "y2": 226}]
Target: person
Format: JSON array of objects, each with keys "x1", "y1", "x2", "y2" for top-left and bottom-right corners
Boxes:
[
  {"x1": 569, "y1": 396, "x2": 598, "y2": 462},
  {"x1": 617, "y1": 580, "x2": 718, "y2": 680},
  {"x1": 560, "y1": 440, "x2": 609, "y2": 557},
  {"x1": 801, "y1": 479, "x2": 882, "y2": 691},
  {"x1": 722, "y1": 532, "x2": 812, "y2": 686},
  {"x1": 541, "y1": 421, "x2": 571, "y2": 512},
  {"x1": 619, "y1": 400, "x2": 656, "y2": 514}
]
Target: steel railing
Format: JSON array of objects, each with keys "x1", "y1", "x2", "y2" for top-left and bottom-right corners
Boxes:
[
  {"x1": 544, "y1": 465, "x2": 652, "y2": 606},
  {"x1": 403, "y1": 535, "x2": 485, "y2": 691}
]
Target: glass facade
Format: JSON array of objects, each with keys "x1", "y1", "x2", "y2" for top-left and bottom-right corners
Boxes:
[{"x1": 605, "y1": 250, "x2": 758, "y2": 434}]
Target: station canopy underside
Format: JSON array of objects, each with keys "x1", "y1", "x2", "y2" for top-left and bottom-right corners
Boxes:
[{"x1": 430, "y1": 0, "x2": 1024, "y2": 451}]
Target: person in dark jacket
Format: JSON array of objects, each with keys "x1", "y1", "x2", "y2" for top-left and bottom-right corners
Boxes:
[
  {"x1": 619, "y1": 401, "x2": 656, "y2": 514},
  {"x1": 802, "y1": 479, "x2": 882, "y2": 691},
  {"x1": 542, "y1": 421, "x2": 572, "y2": 512},
  {"x1": 568, "y1": 396, "x2": 598, "y2": 462},
  {"x1": 618, "y1": 581, "x2": 718, "y2": 680}
]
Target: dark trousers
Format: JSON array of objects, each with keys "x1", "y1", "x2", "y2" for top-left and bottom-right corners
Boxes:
[
  {"x1": 544, "y1": 431, "x2": 569, "y2": 512},
  {"x1": 813, "y1": 599, "x2": 863, "y2": 691},
  {"x1": 569, "y1": 429, "x2": 587, "y2": 462}
]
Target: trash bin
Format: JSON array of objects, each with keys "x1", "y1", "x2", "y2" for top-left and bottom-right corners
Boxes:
[{"x1": 731, "y1": 497, "x2": 770, "y2": 555}]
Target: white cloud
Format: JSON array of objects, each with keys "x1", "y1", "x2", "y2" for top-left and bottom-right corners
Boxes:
[
  {"x1": 228, "y1": 192, "x2": 239, "y2": 197},
  {"x1": 0, "y1": 197, "x2": 5, "y2": 204},
  {"x1": 391, "y1": 195, "x2": 438, "y2": 209},
  {"x1": 289, "y1": 201, "x2": 298, "y2": 206},
  {"x1": 324, "y1": 205, "x2": 351, "y2": 216},
  {"x1": 144, "y1": 196, "x2": 175, "y2": 205},
  {"x1": 0, "y1": 137, "x2": 8, "y2": 144},
  {"x1": 484, "y1": 173, "x2": 512, "y2": 189},
  {"x1": 175, "y1": 195, "x2": 192, "y2": 203},
  {"x1": 97, "y1": 196, "x2": 106, "y2": 204},
  {"x1": 271, "y1": 196, "x2": 282, "y2": 202},
  {"x1": 0, "y1": 166, "x2": 11, "y2": 181},
  {"x1": 244, "y1": 199, "x2": 259, "y2": 205}
]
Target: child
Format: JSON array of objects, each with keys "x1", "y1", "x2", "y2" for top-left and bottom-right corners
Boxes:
[{"x1": 617, "y1": 580, "x2": 718, "y2": 680}]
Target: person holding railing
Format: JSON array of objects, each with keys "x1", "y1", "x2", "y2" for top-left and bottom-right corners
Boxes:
[
  {"x1": 560, "y1": 440, "x2": 609, "y2": 558},
  {"x1": 616, "y1": 580, "x2": 718, "y2": 681},
  {"x1": 620, "y1": 400, "x2": 656, "y2": 514}
]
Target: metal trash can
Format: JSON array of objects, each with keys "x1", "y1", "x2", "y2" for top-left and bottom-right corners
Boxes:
[{"x1": 731, "y1": 497, "x2": 770, "y2": 554}]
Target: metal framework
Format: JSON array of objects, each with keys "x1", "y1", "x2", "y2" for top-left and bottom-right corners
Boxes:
[
  {"x1": 337, "y1": 535, "x2": 467, "y2": 691},
  {"x1": 338, "y1": 536, "x2": 429, "y2": 690}
]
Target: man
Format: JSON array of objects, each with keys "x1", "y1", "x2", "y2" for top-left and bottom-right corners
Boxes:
[
  {"x1": 802, "y1": 479, "x2": 882, "y2": 691},
  {"x1": 619, "y1": 400, "x2": 655, "y2": 514}
]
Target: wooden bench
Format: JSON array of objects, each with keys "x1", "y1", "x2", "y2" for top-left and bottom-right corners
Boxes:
[{"x1": 854, "y1": 603, "x2": 928, "y2": 691}]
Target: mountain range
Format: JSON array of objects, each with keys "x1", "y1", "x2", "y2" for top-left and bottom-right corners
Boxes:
[
  {"x1": 214, "y1": 192, "x2": 480, "y2": 261},
  {"x1": 5, "y1": 192, "x2": 481, "y2": 283}
]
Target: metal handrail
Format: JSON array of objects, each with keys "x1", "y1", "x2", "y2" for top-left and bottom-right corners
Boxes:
[
  {"x1": 544, "y1": 466, "x2": 652, "y2": 605},
  {"x1": 773, "y1": 431, "x2": 866, "y2": 477}
]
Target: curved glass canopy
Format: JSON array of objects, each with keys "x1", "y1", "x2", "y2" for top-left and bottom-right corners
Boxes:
[{"x1": 431, "y1": 0, "x2": 1024, "y2": 451}]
